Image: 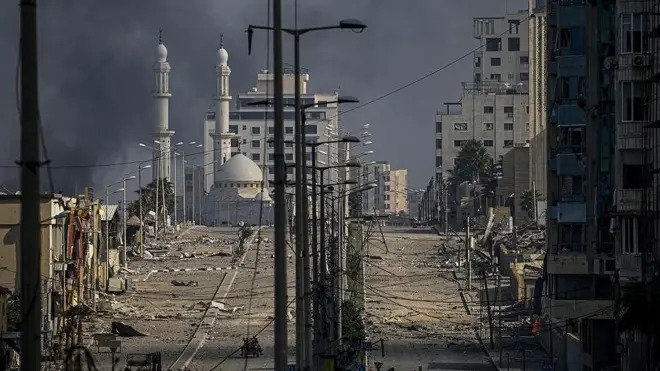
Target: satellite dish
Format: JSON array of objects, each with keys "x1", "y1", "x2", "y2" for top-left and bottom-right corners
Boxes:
[{"x1": 603, "y1": 56, "x2": 617, "y2": 70}]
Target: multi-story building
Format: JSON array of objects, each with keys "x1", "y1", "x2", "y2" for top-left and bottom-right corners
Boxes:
[
  {"x1": 613, "y1": 0, "x2": 660, "y2": 370},
  {"x1": 407, "y1": 189, "x2": 425, "y2": 219},
  {"x1": 528, "y1": 0, "x2": 548, "y2": 198},
  {"x1": 184, "y1": 165, "x2": 205, "y2": 224},
  {"x1": 202, "y1": 70, "x2": 341, "y2": 192},
  {"x1": 360, "y1": 162, "x2": 408, "y2": 215},
  {"x1": 436, "y1": 10, "x2": 530, "y2": 221},
  {"x1": 387, "y1": 169, "x2": 409, "y2": 215},
  {"x1": 544, "y1": 1, "x2": 619, "y2": 370}
]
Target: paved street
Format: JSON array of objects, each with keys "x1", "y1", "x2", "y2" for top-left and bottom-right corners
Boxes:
[{"x1": 362, "y1": 227, "x2": 493, "y2": 371}]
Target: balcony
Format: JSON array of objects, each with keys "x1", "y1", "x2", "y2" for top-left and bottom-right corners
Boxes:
[
  {"x1": 546, "y1": 251, "x2": 588, "y2": 274},
  {"x1": 550, "y1": 202, "x2": 587, "y2": 223},
  {"x1": 544, "y1": 298, "x2": 613, "y2": 320},
  {"x1": 617, "y1": 189, "x2": 643, "y2": 213},
  {"x1": 617, "y1": 253, "x2": 642, "y2": 280},
  {"x1": 554, "y1": 153, "x2": 586, "y2": 176},
  {"x1": 556, "y1": 104, "x2": 587, "y2": 127},
  {"x1": 617, "y1": 121, "x2": 648, "y2": 150},
  {"x1": 556, "y1": 55, "x2": 587, "y2": 77}
]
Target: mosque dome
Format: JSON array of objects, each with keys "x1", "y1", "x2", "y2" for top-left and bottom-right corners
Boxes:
[
  {"x1": 217, "y1": 154, "x2": 263, "y2": 183},
  {"x1": 254, "y1": 188, "x2": 272, "y2": 202},
  {"x1": 217, "y1": 47, "x2": 228, "y2": 66},
  {"x1": 156, "y1": 43, "x2": 168, "y2": 62}
]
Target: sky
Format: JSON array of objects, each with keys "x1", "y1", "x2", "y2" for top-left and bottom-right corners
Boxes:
[{"x1": 0, "y1": 0, "x2": 527, "y2": 197}]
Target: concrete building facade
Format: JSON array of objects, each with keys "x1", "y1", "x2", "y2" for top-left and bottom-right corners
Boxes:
[
  {"x1": 528, "y1": 1, "x2": 548, "y2": 198},
  {"x1": 436, "y1": 10, "x2": 531, "y2": 222},
  {"x1": 544, "y1": 1, "x2": 619, "y2": 370},
  {"x1": 360, "y1": 162, "x2": 408, "y2": 215},
  {"x1": 613, "y1": 1, "x2": 660, "y2": 370},
  {"x1": 386, "y1": 169, "x2": 409, "y2": 215}
]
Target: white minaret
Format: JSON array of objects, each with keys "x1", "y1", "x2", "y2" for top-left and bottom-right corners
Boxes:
[
  {"x1": 212, "y1": 35, "x2": 233, "y2": 184},
  {"x1": 153, "y1": 30, "x2": 174, "y2": 182}
]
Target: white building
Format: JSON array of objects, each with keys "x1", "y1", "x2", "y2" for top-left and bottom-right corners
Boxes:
[
  {"x1": 436, "y1": 10, "x2": 530, "y2": 215},
  {"x1": 361, "y1": 161, "x2": 408, "y2": 215}
]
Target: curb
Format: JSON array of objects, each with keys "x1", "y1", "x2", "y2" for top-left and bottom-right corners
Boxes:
[{"x1": 149, "y1": 266, "x2": 238, "y2": 273}]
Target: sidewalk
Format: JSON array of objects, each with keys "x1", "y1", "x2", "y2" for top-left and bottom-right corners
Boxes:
[{"x1": 456, "y1": 271, "x2": 561, "y2": 371}]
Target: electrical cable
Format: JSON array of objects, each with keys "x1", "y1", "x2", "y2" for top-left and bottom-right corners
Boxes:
[
  {"x1": 242, "y1": 2, "x2": 271, "y2": 369},
  {"x1": 207, "y1": 298, "x2": 295, "y2": 371}
]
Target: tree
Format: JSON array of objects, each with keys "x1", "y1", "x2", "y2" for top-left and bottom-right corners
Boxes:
[
  {"x1": 520, "y1": 189, "x2": 544, "y2": 219},
  {"x1": 127, "y1": 178, "x2": 175, "y2": 225},
  {"x1": 448, "y1": 139, "x2": 491, "y2": 185},
  {"x1": 348, "y1": 191, "x2": 363, "y2": 218}
]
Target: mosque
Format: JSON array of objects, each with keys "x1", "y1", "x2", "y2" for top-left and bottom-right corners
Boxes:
[{"x1": 202, "y1": 37, "x2": 274, "y2": 226}]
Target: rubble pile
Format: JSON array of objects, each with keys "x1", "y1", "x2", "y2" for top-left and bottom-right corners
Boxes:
[{"x1": 490, "y1": 225, "x2": 545, "y2": 255}]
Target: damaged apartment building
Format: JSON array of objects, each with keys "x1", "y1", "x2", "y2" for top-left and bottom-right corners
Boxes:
[{"x1": 436, "y1": 10, "x2": 531, "y2": 225}]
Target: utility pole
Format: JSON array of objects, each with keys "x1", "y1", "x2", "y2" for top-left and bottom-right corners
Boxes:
[
  {"x1": 271, "y1": 1, "x2": 288, "y2": 369},
  {"x1": 497, "y1": 271, "x2": 503, "y2": 367},
  {"x1": 19, "y1": 0, "x2": 43, "y2": 370},
  {"x1": 443, "y1": 179, "x2": 449, "y2": 241},
  {"x1": 466, "y1": 218, "x2": 471, "y2": 290},
  {"x1": 482, "y1": 269, "x2": 494, "y2": 349}
]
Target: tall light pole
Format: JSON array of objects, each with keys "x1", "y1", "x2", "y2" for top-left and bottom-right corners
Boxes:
[
  {"x1": 118, "y1": 175, "x2": 136, "y2": 268},
  {"x1": 247, "y1": 19, "x2": 366, "y2": 370},
  {"x1": 171, "y1": 141, "x2": 183, "y2": 227},
  {"x1": 137, "y1": 163, "x2": 151, "y2": 253}
]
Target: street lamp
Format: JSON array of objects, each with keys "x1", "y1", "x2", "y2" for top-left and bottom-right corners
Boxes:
[
  {"x1": 247, "y1": 19, "x2": 366, "y2": 367},
  {"x1": 139, "y1": 142, "x2": 162, "y2": 239},
  {"x1": 249, "y1": 96, "x2": 360, "y2": 364},
  {"x1": 137, "y1": 163, "x2": 151, "y2": 254}
]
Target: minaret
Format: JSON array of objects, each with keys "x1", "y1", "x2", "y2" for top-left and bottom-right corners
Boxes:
[
  {"x1": 212, "y1": 34, "x2": 233, "y2": 184},
  {"x1": 153, "y1": 30, "x2": 174, "y2": 181}
]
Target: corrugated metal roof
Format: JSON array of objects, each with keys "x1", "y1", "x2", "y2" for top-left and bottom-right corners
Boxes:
[{"x1": 101, "y1": 204, "x2": 119, "y2": 221}]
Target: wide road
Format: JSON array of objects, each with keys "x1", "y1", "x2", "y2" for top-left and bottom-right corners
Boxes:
[{"x1": 362, "y1": 226, "x2": 494, "y2": 370}]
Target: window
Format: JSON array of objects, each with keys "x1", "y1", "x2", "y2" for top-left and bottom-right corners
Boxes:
[
  {"x1": 507, "y1": 37, "x2": 520, "y2": 51},
  {"x1": 230, "y1": 138, "x2": 240, "y2": 147},
  {"x1": 268, "y1": 153, "x2": 274, "y2": 161},
  {"x1": 384, "y1": 195, "x2": 390, "y2": 201},
  {"x1": 229, "y1": 125, "x2": 239, "y2": 134},
  {"x1": 268, "y1": 127, "x2": 275, "y2": 135},
  {"x1": 305, "y1": 125, "x2": 318, "y2": 134},
  {"x1": 621, "y1": 81, "x2": 645, "y2": 121},
  {"x1": 436, "y1": 138, "x2": 442, "y2": 149},
  {"x1": 503, "y1": 140, "x2": 513, "y2": 147},
  {"x1": 285, "y1": 142, "x2": 294, "y2": 148},
  {"x1": 435, "y1": 156, "x2": 442, "y2": 167},
  {"x1": 287, "y1": 167, "x2": 294, "y2": 175},
  {"x1": 251, "y1": 140, "x2": 260, "y2": 148},
  {"x1": 484, "y1": 106, "x2": 494, "y2": 114},
  {"x1": 558, "y1": 27, "x2": 585, "y2": 55},
  {"x1": 436, "y1": 121, "x2": 442, "y2": 133},
  {"x1": 475, "y1": 56, "x2": 481, "y2": 67},
  {"x1": 251, "y1": 153, "x2": 261, "y2": 161},
  {"x1": 508, "y1": 73, "x2": 515, "y2": 80},
  {"x1": 242, "y1": 125, "x2": 247, "y2": 131},
  {"x1": 453, "y1": 122, "x2": 468, "y2": 131},
  {"x1": 520, "y1": 73, "x2": 529, "y2": 81},
  {"x1": 385, "y1": 185, "x2": 391, "y2": 191},
  {"x1": 316, "y1": 101, "x2": 328, "y2": 107},
  {"x1": 385, "y1": 203, "x2": 390, "y2": 210},
  {"x1": 483, "y1": 140, "x2": 494, "y2": 147},
  {"x1": 454, "y1": 140, "x2": 466, "y2": 147},
  {"x1": 475, "y1": 73, "x2": 481, "y2": 82},
  {"x1": 485, "y1": 38, "x2": 502, "y2": 52},
  {"x1": 490, "y1": 74, "x2": 502, "y2": 81},
  {"x1": 285, "y1": 126, "x2": 294, "y2": 134},
  {"x1": 519, "y1": 56, "x2": 529, "y2": 64},
  {"x1": 483, "y1": 122, "x2": 494, "y2": 131},
  {"x1": 242, "y1": 139, "x2": 247, "y2": 144},
  {"x1": 490, "y1": 57, "x2": 501, "y2": 66},
  {"x1": 621, "y1": 13, "x2": 648, "y2": 54},
  {"x1": 504, "y1": 123, "x2": 513, "y2": 131},
  {"x1": 251, "y1": 127, "x2": 260, "y2": 135},
  {"x1": 509, "y1": 20, "x2": 520, "y2": 34},
  {"x1": 503, "y1": 106, "x2": 514, "y2": 114},
  {"x1": 268, "y1": 141, "x2": 274, "y2": 148},
  {"x1": 285, "y1": 153, "x2": 294, "y2": 161}
]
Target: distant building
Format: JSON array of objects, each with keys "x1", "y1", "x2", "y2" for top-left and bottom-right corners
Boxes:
[
  {"x1": 361, "y1": 161, "x2": 408, "y2": 215},
  {"x1": 436, "y1": 9, "x2": 530, "y2": 221},
  {"x1": 407, "y1": 189, "x2": 425, "y2": 219}
]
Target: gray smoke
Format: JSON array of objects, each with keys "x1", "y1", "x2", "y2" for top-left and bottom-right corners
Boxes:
[{"x1": 0, "y1": 0, "x2": 526, "y2": 192}]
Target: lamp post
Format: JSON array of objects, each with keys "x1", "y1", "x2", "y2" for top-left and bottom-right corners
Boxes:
[
  {"x1": 137, "y1": 163, "x2": 151, "y2": 254},
  {"x1": 116, "y1": 175, "x2": 136, "y2": 268},
  {"x1": 314, "y1": 161, "x2": 361, "y2": 354},
  {"x1": 249, "y1": 96, "x2": 359, "y2": 365},
  {"x1": 247, "y1": 19, "x2": 366, "y2": 369},
  {"x1": 171, "y1": 141, "x2": 183, "y2": 227}
]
